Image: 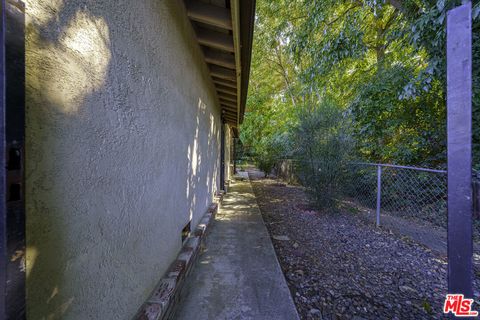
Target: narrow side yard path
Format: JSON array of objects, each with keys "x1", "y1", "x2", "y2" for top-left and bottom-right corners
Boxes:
[
  {"x1": 174, "y1": 172, "x2": 299, "y2": 320},
  {"x1": 248, "y1": 168, "x2": 480, "y2": 320}
]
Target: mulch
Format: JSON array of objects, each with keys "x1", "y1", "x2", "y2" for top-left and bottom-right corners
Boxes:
[{"x1": 247, "y1": 169, "x2": 479, "y2": 320}]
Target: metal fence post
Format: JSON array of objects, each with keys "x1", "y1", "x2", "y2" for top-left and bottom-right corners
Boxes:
[
  {"x1": 376, "y1": 165, "x2": 382, "y2": 227},
  {"x1": 447, "y1": 1, "x2": 473, "y2": 298}
]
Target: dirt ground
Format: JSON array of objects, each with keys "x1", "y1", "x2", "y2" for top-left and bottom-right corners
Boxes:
[{"x1": 246, "y1": 168, "x2": 479, "y2": 320}]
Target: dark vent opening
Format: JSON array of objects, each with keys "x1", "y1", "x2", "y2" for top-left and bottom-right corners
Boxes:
[
  {"x1": 8, "y1": 183, "x2": 21, "y2": 202},
  {"x1": 182, "y1": 221, "x2": 191, "y2": 242},
  {"x1": 8, "y1": 147, "x2": 21, "y2": 170}
]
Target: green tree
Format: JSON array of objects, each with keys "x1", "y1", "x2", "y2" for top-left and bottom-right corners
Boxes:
[{"x1": 241, "y1": 0, "x2": 480, "y2": 176}]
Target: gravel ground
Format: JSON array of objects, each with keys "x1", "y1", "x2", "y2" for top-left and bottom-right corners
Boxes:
[{"x1": 247, "y1": 168, "x2": 480, "y2": 320}]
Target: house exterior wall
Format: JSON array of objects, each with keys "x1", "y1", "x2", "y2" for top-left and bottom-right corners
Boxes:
[{"x1": 25, "y1": 0, "x2": 221, "y2": 319}]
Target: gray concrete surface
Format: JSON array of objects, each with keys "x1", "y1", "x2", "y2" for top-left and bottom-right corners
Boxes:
[{"x1": 174, "y1": 172, "x2": 300, "y2": 320}]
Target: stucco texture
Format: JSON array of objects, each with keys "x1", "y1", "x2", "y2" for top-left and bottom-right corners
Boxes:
[{"x1": 25, "y1": 0, "x2": 222, "y2": 318}]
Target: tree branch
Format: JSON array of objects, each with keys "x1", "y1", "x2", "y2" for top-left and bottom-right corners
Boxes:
[
  {"x1": 327, "y1": 4, "x2": 362, "y2": 27},
  {"x1": 382, "y1": 9, "x2": 399, "y2": 34},
  {"x1": 386, "y1": 0, "x2": 420, "y2": 17}
]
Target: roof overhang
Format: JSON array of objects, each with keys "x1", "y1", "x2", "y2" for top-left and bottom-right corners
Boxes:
[{"x1": 183, "y1": 0, "x2": 255, "y2": 127}]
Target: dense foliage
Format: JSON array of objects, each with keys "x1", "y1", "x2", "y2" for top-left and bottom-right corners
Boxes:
[
  {"x1": 241, "y1": 0, "x2": 480, "y2": 173},
  {"x1": 292, "y1": 100, "x2": 354, "y2": 209}
]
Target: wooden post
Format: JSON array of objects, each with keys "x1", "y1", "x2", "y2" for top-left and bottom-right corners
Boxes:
[{"x1": 447, "y1": 1, "x2": 473, "y2": 297}]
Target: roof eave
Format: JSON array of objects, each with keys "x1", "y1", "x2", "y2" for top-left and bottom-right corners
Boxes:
[{"x1": 238, "y1": 0, "x2": 255, "y2": 125}]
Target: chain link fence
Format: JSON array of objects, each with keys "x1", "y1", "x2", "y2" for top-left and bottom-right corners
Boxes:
[
  {"x1": 271, "y1": 159, "x2": 480, "y2": 229},
  {"x1": 345, "y1": 163, "x2": 448, "y2": 228}
]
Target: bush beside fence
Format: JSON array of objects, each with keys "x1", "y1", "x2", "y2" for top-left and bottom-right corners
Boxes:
[{"x1": 274, "y1": 159, "x2": 480, "y2": 229}]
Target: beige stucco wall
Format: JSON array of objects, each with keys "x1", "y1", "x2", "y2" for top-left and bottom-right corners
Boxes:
[{"x1": 25, "y1": 0, "x2": 221, "y2": 319}]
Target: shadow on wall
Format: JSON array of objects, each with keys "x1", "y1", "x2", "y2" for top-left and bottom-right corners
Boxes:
[
  {"x1": 26, "y1": 1, "x2": 111, "y2": 318},
  {"x1": 25, "y1": 0, "x2": 222, "y2": 319}
]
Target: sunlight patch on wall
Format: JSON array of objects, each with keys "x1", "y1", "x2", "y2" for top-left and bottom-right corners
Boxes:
[
  {"x1": 60, "y1": 12, "x2": 111, "y2": 77},
  {"x1": 186, "y1": 145, "x2": 191, "y2": 199},
  {"x1": 26, "y1": 246, "x2": 38, "y2": 278},
  {"x1": 26, "y1": 0, "x2": 64, "y2": 27},
  {"x1": 209, "y1": 113, "x2": 215, "y2": 145},
  {"x1": 191, "y1": 135, "x2": 199, "y2": 176},
  {"x1": 46, "y1": 297, "x2": 74, "y2": 320},
  {"x1": 47, "y1": 286, "x2": 59, "y2": 304},
  {"x1": 188, "y1": 99, "x2": 206, "y2": 177},
  {"x1": 198, "y1": 98, "x2": 207, "y2": 111},
  {"x1": 27, "y1": 10, "x2": 111, "y2": 114}
]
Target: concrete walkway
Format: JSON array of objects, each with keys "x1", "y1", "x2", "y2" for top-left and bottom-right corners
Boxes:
[{"x1": 174, "y1": 172, "x2": 299, "y2": 320}]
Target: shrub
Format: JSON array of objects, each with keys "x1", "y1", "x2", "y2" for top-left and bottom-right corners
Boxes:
[
  {"x1": 293, "y1": 99, "x2": 354, "y2": 210},
  {"x1": 253, "y1": 131, "x2": 292, "y2": 177},
  {"x1": 256, "y1": 153, "x2": 276, "y2": 177}
]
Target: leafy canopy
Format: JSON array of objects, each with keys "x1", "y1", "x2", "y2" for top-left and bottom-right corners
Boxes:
[{"x1": 241, "y1": 0, "x2": 479, "y2": 171}]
